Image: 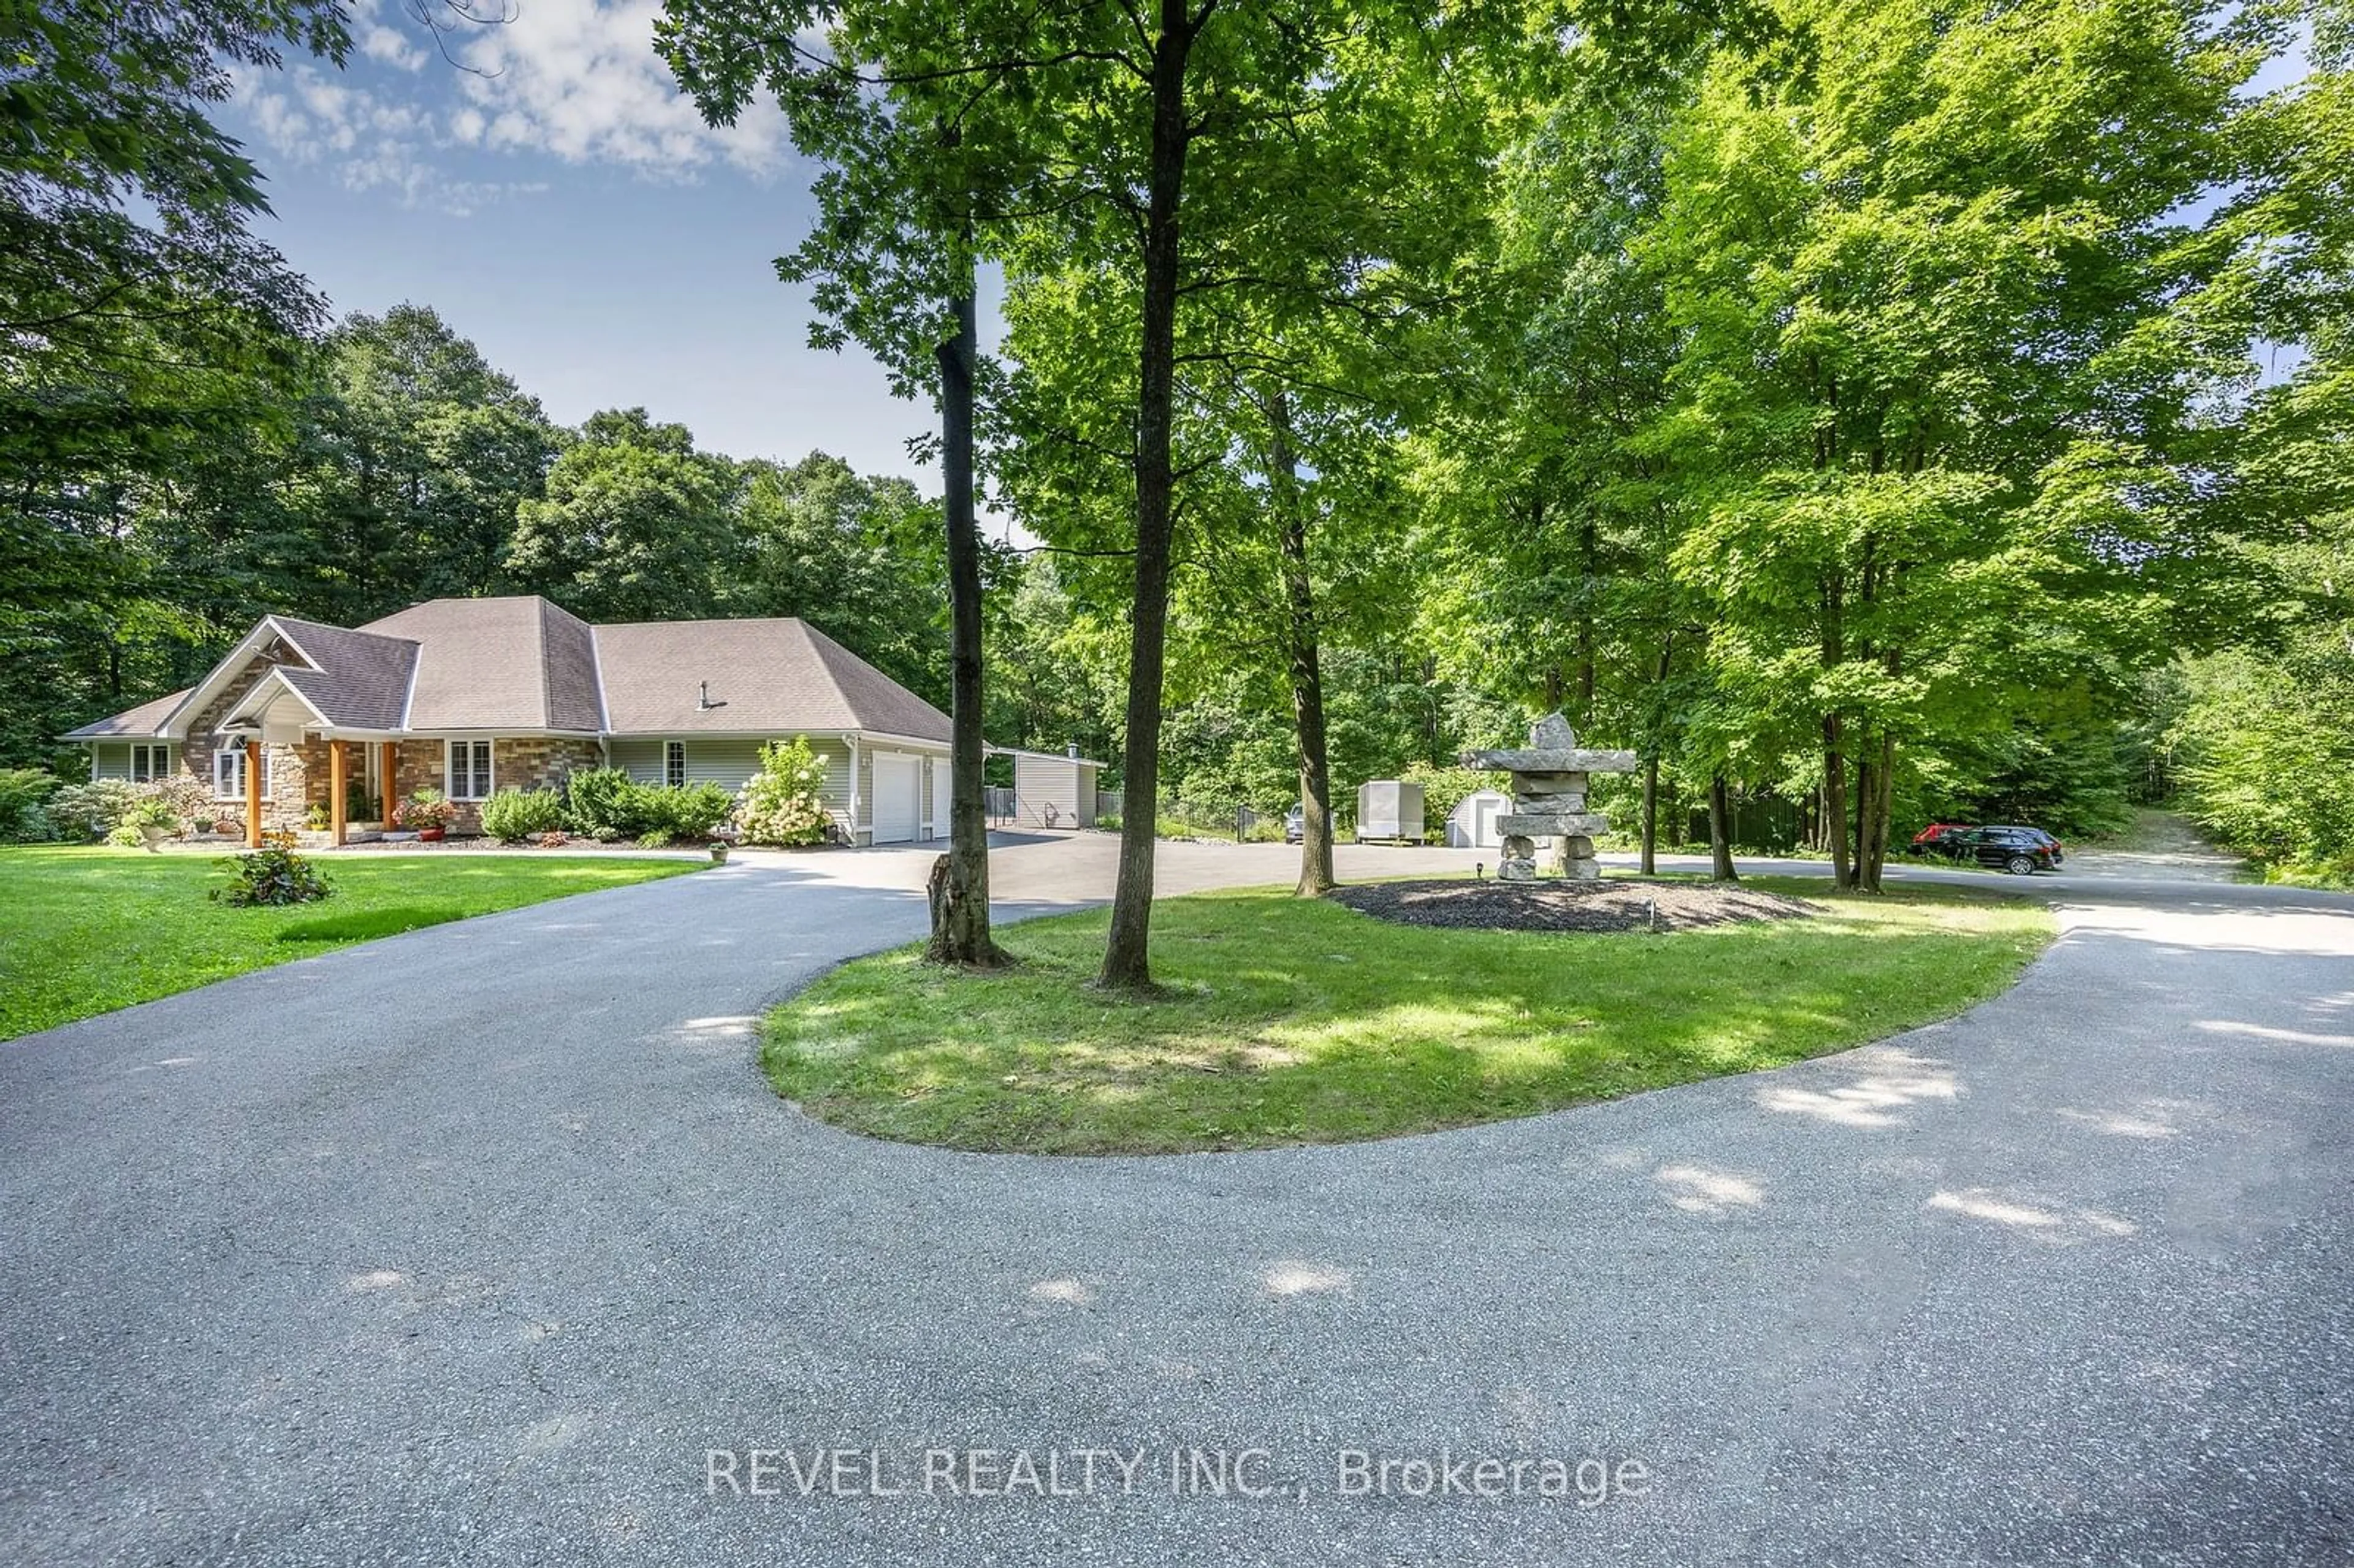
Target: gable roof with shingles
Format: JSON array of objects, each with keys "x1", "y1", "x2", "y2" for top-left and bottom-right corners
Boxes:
[
  {"x1": 62, "y1": 689, "x2": 192, "y2": 740},
  {"x1": 257, "y1": 619, "x2": 418, "y2": 731},
  {"x1": 356, "y1": 596, "x2": 602, "y2": 733},
  {"x1": 592, "y1": 617, "x2": 950, "y2": 742},
  {"x1": 67, "y1": 599, "x2": 945, "y2": 745}
]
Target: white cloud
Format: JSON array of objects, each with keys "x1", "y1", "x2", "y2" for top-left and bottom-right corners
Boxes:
[
  {"x1": 235, "y1": 64, "x2": 549, "y2": 215},
  {"x1": 454, "y1": 0, "x2": 788, "y2": 173},
  {"x1": 229, "y1": 0, "x2": 788, "y2": 218},
  {"x1": 360, "y1": 23, "x2": 427, "y2": 70}
]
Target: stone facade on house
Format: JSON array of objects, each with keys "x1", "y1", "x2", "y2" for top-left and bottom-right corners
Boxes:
[
  {"x1": 495, "y1": 737, "x2": 605, "y2": 796},
  {"x1": 177, "y1": 644, "x2": 316, "y2": 832},
  {"x1": 378, "y1": 736, "x2": 604, "y2": 833}
]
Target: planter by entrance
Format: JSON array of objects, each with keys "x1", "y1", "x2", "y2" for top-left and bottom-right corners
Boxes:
[
  {"x1": 709, "y1": 843, "x2": 730, "y2": 864},
  {"x1": 137, "y1": 826, "x2": 171, "y2": 852},
  {"x1": 419, "y1": 828, "x2": 446, "y2": 843}
]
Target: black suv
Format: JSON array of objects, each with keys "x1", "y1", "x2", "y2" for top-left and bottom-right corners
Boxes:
[{"x1": 1950, "y1": 825, "x2": 2064, "y2": 875}]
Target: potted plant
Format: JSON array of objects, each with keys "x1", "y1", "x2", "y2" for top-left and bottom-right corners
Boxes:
[
  {"x1": 399, "y1": 788, "x2": 455, "y2": 842},
  {"x1": 109, "y1": 799, "x2": 181, "y2": 852},
  {"x1": 709, "y1": 840, "x2": 730, "y2": 864}
]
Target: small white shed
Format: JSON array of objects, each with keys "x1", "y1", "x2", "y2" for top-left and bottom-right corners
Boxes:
[
  {"x1": 1355, "y1": 779, "x2": 1426, "y2": 843},
  {"x1": 1445, "y1": 788, "x2": 1512, "y2": 848},
  {"x1": 1007, "y1": 748, "x2": 1102, "y2": 830}
]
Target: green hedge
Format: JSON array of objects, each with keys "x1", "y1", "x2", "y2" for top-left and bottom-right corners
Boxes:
[{"x1": 561, "y1": 769, "x2": 734, "y2": 842}]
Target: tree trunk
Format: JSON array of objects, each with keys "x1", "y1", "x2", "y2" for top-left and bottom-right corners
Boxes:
[
  {"x1": 1851, "y1": 739, "x2": 1877, "y2": 892},
  {"x1": 1639, "y1": 634, "x2": 1671, "y2": 877},
  {"x1": 1096, "y1": 0, "x2": 1197, "y2": 991},
  {"x1": 1639, "y1": 755, "x2": 1659, "y2": 877},
  {"x1": 1826, "y1": 720, "x2": 1852, "y2": 888},
  {"x1": 1821, "y1": 568, "x2": 1850, "y2": 887},
  {"x1": 1708, "y1": 774, "x2": 1738, "y2": 881},
  {"x1": 1576, "y1": 514, "x2": 1597, "y2": 727},
  {"x1": 1860, "y1": 733, "x2": 1896, "y2": 892},
  {"x1": 1263, "y1": 388, "x2": 1334, "y2": 897},
  {"x1": 926, "y1": 280, "x2": 1005, "y2": 967}
]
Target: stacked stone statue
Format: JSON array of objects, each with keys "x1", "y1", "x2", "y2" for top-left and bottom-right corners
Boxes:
[{"x1": 1463, "y1": 713, "x2": 1640, "y2": 883}]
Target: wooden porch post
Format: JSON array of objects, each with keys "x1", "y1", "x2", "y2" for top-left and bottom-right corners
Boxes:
[
  {"x1": 244, "y1": 739, "x2": 264, "y2": 848},
  {"x1": 329, "y1": 739, "x2": 348, "y2": 847},
  {"x1": 381, "y1": 741, "x2": 398, "y2": 821}
]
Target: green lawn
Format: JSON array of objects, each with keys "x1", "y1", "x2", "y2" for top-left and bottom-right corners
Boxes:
[
  {"x1": 0, "y1": 845, "x2": 699, "y2": 1040},
  {"x1": 764, "y1": 878, "x2": 2054, "y2": 1155}
]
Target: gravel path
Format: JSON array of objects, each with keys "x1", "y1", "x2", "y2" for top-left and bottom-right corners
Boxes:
[{"x1": 1, "y1": 837, "x2": 2349, "y2": 1565}]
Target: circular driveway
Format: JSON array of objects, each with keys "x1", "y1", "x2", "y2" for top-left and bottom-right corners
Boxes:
[{"x1": 1, "y1": 837, "x2": 2348, "y2": 1564}]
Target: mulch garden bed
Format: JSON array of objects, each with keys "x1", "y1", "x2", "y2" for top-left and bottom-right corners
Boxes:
[{"x1": 1328, "y1": 877, "x2": 1823, "y2": 933}]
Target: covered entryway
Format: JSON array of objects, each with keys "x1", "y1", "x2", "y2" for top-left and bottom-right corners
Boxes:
[{"x1": 871, "y1": 753, "x2": 920, "y2": 843}]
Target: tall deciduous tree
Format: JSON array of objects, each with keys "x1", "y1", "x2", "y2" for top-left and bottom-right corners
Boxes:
[
  {"x1": 732, "y1": 452, "x2": 953, "y2": 705},
  {"x1": 505, "y1": 409, "x2": 739, "y2": 622},
  {"x1": 658, "y1": 0, "x2": 1046, "y2": 966},
  {"x1": 305, "y1": 305, "x2": 560, "y2": 621},
  {"x1": 2168, "y1": 0, "x2": 2354, "y2": 872},
  {"x1": 985, "y1": 2, "x2": 1526, "y2": 979},
  {"x1": 1645, "y1": 0, "x2": 2281, "y2": 889}
]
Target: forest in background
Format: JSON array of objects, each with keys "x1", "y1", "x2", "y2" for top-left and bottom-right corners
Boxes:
[{"x1": 4, "y1": 0, "x2": 2350, "y2": 889}]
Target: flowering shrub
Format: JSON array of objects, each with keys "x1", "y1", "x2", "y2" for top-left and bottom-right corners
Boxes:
[
  {"x1": 737, "y1": 737, "x2": 830, "y2": 847},
  {"x1": 396, "y1": 788, "x2": 455, "y2": 831},
  {"x1": 47, "y1": 780, "x2": 142, "y2": 841},
  {"x1": 211, "y1": 834, "x2": 333, "y2": 907},
  {"x1": 145, "y1": 771, "x2": 211, "y2": 826}
]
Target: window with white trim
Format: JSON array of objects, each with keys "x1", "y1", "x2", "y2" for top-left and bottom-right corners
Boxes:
[
  {"x1": 665, "y1": 740, "x2": 687, "y2": 789},
  {"x1": 130, "y1": 743, "x2": 171, "y2": 782},
  {"x1": 213, "y1": 747, "x2": 270, "y2": 801},
  {"x1": 446, "y1": 739, "x2": 493, "y2": 801}
]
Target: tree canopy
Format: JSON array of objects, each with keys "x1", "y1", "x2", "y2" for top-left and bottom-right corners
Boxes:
[{"x1": 3, "y1": 0, "x2": 2347, "y2": 914}]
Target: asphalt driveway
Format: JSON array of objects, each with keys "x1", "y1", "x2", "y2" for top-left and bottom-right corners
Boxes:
[{"x1": 1, "y1": 837, "x2": 2349, "y2": 1564}]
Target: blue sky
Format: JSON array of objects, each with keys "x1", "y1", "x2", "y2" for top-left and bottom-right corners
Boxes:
[
  {"x1": 225, "y1": 0, "x2": 957, "y2": 501},
  {"x1": 226, "y1": 1, "x2": 2314, "y2": 528}
]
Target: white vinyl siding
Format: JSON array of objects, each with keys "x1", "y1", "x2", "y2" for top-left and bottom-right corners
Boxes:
[
  {"x1": 213, "y1": 747, "x2": 272, "y2": 801},
  {"x1": 611, "y1": 736, "x2": 858, "y2": 822},
  {"x1": 446, "y1": 739, "x2": 493, "y2": 801}
]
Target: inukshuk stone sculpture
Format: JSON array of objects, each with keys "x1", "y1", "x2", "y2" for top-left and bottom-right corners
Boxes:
[{"x1": 1463, "y1": 713, "x2": 1639, "y2": 882}]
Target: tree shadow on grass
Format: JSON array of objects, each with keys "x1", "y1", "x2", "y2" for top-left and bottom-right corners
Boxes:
[{"x1": 766, "y1": 890, "x2": 2051, "y2": 1155}]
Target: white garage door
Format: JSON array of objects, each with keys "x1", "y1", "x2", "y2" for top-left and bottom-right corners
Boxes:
[
  {"x1": 928, "y1": 757, "x2": 948, "y2": 840},
  {"x1": 872, "y1": 753, "x2": 920, "y2": 843}
]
